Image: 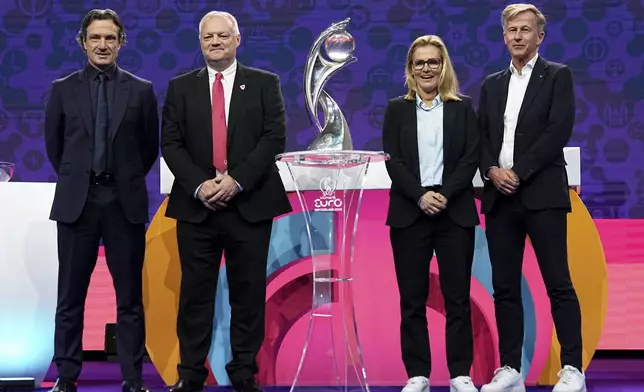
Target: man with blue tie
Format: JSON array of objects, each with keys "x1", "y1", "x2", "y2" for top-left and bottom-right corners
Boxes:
[{"x1": 44, "y1": 8, "x2": 159, "y2": 392}]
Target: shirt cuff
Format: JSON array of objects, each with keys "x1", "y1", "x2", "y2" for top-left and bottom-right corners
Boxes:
[
  {"x1": 194, "y1": 182, "x2": 203, "y2": 198},
  {"x1": 484, "y1": 166, "x2": 498, "y2": 181}
]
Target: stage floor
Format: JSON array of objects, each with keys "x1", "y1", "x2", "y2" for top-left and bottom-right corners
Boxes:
[{"x1": 38, "y1": 359, "x2": 644, "y2": 391}]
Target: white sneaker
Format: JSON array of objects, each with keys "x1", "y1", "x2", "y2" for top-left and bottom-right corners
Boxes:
[
  {"x1": 552, "y1": 365, "x2": 586, "y2": 392},
  {"x1": 480, "y1": 366, "x2": 525, "y2": 392},
  {"x1": 402, "y1": 376, "x2": 429, "y2": 392},
  {"x1": 450, "y1": 375, "x2": 478, "y2": 392}
]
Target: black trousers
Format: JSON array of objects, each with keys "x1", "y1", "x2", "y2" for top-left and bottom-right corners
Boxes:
[
  {"x1": 53, "y1": 185, "x2": 146, "y2": 382},
  {"x1": 390, "y1": 211, "x2": 475, "y2": 379},
  {"x1": 485, "y1": 195, "x2": 582, "y2": 371},
  {"x1": 175, "y1": 207, "x2": 273, "y2": 387}
]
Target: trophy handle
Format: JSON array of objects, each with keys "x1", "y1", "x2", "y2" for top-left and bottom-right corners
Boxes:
[{"x1": 308, "y1": 90, "x2": 353, "y2": 151}]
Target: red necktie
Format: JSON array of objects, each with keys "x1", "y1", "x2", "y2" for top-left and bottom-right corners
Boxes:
[{"x1": 212, "y1": 72, "x2": 227, "y2": 173}]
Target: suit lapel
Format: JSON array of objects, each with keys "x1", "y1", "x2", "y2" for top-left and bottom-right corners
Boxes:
[
  {"x1": 108, "y1": 67, "x2": 131, "y2": 140},
  {"x1": 75, "y1": 71, "x2": 93, "y2": 135},
  {"x1": 196, "y1": 67, "x2": 213, "y2": 152},
  {"x1": 442, "y1": 100, "x2": 456, "y2": 157},
  {"x1": 497, "y1": 69, "x2": 511, "y2": 142},
  {"x1": 404, "y1": 99, "x2": 421, "y2": 179},
  {"x1": 227, "y1": 62, "x2": 247, "y2": 139},
  {"x1": 517, "y1": 57, "x2": 548, "y2": 126}
]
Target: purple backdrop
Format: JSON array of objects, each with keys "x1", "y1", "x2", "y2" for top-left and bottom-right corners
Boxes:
[{"x1": 0, "y1": 0, "x2": 642, "y2": 221}]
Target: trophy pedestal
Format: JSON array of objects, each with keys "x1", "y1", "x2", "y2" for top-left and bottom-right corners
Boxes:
[{"x1": 276, "y1": 150, "x2": 389, "y2": 392}]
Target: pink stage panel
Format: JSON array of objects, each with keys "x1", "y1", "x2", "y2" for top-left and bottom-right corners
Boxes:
[{"x1": 83, "y1": 194, "x2": 644, "y2": 357}]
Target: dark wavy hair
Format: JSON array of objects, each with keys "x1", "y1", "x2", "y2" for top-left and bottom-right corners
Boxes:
[{"x1": 76, "y1": 9, "x2": 126, "y2": 50}]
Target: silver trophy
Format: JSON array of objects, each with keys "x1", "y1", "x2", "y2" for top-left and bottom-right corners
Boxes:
[{"x1": 304, "y1": 18, "x2": 356, "y2": 151}]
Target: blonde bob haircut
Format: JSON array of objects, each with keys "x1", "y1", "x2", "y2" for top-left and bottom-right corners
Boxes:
[{"x1": 404, "y1": 35, "x2": 461, "y2": 102}]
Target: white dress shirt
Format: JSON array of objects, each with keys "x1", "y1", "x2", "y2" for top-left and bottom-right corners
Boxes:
[
  {"x1": 194, "y1": 60, "x2": 240, "y2": 197},
  {"x1": 416, "y1": 94, "x2": 444, "y2": 187},
  {"x1": 499, "y1": 53, "x2": 539, "y2": 169}
]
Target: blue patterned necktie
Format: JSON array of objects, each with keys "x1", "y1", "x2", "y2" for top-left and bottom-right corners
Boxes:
[{"x1": 93, "y1": 72, "x2": 108, "y2": 175}]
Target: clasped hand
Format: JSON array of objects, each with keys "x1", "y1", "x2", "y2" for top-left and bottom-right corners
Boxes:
[
  {"x1": 197, "y1": 174, "x2": 239, "y2": 211},
  {"x1": 419, "y1": 191, "x2": 447, "y2": 215},
  {"x1": 488, "y1": 168, "x2": 520, "y2": 195}
]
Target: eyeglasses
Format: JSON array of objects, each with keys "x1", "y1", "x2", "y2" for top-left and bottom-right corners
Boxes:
[{"x1": 412, "y1": 58, "x2": 442, "y2": 70}]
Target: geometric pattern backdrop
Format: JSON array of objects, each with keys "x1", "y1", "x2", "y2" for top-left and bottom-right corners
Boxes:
[{"x1": 1, "y1": 0, "x2": 642, "y2": 218}]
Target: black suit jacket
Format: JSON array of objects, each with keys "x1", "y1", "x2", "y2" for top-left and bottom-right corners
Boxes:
[
  {"x1": 382, "y1": 95, "x2": 480, "y2": 229},
  {"x1": 44, "y1": 65, "x2": 159, "y2": 224},
  {"x1": 477, "y1": 56, "x2": 574, "y2": 214},
  {"x1": 161, "y1": 62, "x2": 292, "y2": 224}
]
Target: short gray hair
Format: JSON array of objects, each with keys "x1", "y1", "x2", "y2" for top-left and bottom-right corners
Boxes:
[
  {"x1": 501, "y1": 3, "x2": 546, "y2": 33},
  {"x1": 198, "y1": 11, "x2": 240, "y2": 36}
]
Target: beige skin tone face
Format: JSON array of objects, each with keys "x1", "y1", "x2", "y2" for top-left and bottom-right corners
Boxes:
[
  {"x1": 83, "y1": 19, "x2": 121, "y2": 69},
  {"x1": 200, "y1": 15, "x2": 240, "y2": 71},
  {"x1": 411, "y1": 44, "x2": 443, "y2": 103},
  {"x1": 503, "y1": 11, "x2": 544, "y2": 73}
]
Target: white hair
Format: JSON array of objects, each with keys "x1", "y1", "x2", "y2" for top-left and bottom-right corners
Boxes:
[{"x1": 198, "y1": 11, "x2": 240, "y2": 36}]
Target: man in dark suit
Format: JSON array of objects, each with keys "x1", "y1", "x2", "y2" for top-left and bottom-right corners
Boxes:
[
  {"x1": 478, "y1": 4, "x2": 585, "y2": 392},
  {"x1": 383, "y1": 35, "x2": 480, "y2": 392},
  {"x1": 160, "y1": 11, "x2": 291, "y2": 392},
  {"x1": 44, "y1": 9, "x2": 158, "y2": 392}
]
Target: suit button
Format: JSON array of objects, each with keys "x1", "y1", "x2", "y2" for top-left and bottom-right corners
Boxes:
[{"x1": 85, "y1": 170, "x2": 90, "y2": 175}]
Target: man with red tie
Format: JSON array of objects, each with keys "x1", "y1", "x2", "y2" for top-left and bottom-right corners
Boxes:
[{"x1": 160, "y1": 10, "x2": 292, "y2": 392}]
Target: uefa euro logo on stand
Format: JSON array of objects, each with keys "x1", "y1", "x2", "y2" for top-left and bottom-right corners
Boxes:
[
  {"x1": 276, "y1": 18, "x2": 390, "y2": 392},
  {"x1": 313, "y1": 176, "x2": 343, "y2": 212}
]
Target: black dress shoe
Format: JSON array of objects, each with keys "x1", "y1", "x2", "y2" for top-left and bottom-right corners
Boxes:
[
  {"x1": 122, "y1": 380, "x2": 151, "y2": 392},
  {"x1": 168, "y1": 378, "x2": 203, "y2": 392},
  {"x1": 49, "y1": 379, "x2": 77, "y2": 392},
  {"x1": 233, "y1": 379, "x2": 263, "y2": 392}
]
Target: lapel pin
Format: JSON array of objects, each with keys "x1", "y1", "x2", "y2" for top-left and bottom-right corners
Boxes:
[{"x1": 240, "y1": 84, "x2": 245, "y2": 90}]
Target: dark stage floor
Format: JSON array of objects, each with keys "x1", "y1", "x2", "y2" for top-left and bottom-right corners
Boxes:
[{"x1": 37, "y1": 359, "x2": 643, "y2": 391}]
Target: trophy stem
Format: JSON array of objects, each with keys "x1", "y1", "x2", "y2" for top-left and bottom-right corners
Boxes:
[{"x1": 284, "y1": 160, "x2": 371, "y2": 392}]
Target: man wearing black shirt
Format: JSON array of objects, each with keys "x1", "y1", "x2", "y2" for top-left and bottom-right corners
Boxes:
[{"x1": 44, "y1": 8, "x2": 159, "y2": 392}]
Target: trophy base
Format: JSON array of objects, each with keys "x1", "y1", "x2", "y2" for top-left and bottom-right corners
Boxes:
[
  {"x1": 276, "y1": 151, "x2": 389, "y2": 392},
  {"x1": 307, "y1": 130, "x2": 353, "y2": 151}
]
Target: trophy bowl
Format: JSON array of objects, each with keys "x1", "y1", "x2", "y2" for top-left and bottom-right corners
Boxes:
[
  {"x1": 0, "y1": 162, "x2": 15, "y2": 182},
  {"x1": 323, "y1": 31, "x2": 355, "y2": 63}
]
